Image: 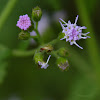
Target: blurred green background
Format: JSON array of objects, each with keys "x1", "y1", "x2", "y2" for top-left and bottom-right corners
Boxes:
[{"x1": 0, "y1": 0, "x2": 100, "y2": 100}]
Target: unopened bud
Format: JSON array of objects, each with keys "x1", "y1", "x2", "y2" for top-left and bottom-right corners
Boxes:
[
  {"x1": 18, "y1": 31, "x2": 30, "y2": 40},
  {"x1": 56, "y1": 57, "x2": 69, "y2": 71},
  {"x1": 40, "y1": 45, "x2": 53, "y2": 52},
  {"x1": 32, "y1": 6, "x2": 42, "y2": 22}
]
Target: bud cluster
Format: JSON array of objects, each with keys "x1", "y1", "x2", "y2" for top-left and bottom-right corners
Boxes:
[
  {"x1": 33, "y1": 44, "x2": 69, "y2": 71},
  {"x1": 16, "y1": 6, "x2": 42, "y2": 40},
  {"x1": 16, "y1": 6, "x2": 90, "y2": 71}
]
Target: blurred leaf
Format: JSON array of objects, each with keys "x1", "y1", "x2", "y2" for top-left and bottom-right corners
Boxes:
[
  {"x1": 0, "y1": 0, "x2": 18, "y2": 30},
  {"x1": 45, "y1": 0, "x2": 61, "y2": 10},
  {"x1": 84, "y1": 0, "x2": 98, "y2": 15},
  {"x1": 0, "y1": 44, "x2": 11, "y2": 61},
  {"x1": 67, "y1": 76, "x2": 98, "y2": 100},
  {"x1": 0, "y1": 44, "x2": 11, "y2": 84},
  {"x1": 75, "y1": 0, "x2": 100, "y2": 85},
  {"x1": 41, "y1": 0, "x2": 61, "y2": 12},
  {"x1": 18, "y1": 40, "x2": 30, "y2": 50},
  {"x1": 0, "y1": 62, "x2": 7, "y2": 84}
]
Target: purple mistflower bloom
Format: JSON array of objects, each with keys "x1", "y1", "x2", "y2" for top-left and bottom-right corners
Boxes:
[
  {"x1": 16, "y1": 14, "x2": 31, "y2": 30},
  {"x1": 59, "y1": 15, "x2": 90, "y2": 49}
]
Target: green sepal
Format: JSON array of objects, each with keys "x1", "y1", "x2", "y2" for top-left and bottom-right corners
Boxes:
[
  {"x1": 18, "y1": 31, "x2": 30, "y2": 40},
  {"x1": 58, "y1": 32, "x2": 65, "y2": 40},
  {"x1": 34, "y1": 52, "x2": 43, "y2": 63}
]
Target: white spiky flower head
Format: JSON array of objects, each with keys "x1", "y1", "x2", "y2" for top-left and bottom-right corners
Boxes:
[{"x1": 59, "y1": 15, "x2": 90, "y2": 49}]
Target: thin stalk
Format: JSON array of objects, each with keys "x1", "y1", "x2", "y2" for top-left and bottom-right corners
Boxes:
[
  {"x1": 30, "y1": 36, "x2": 36, "y2": 38},
  {"x1": 35, "y1": 22, "x2": 40, "y2": 38},
  {"x1": 48, "y1": 38, "x2": 59, "y2": 45},
  {"x1": 51, "y1": 51, "x2": 59, "y2": 58},
  {"x1": 34, "y1": 22, "x2": 43, "y2": 44},
  {"x1": 12, "y1": 38, "x2": 59, "y2": 57},
  {"x1": 36, "y1": 22, "x2": 38, "y2": 31},
  {"x1": 12, "y1": 49, "x2": 36, "y2": 57}
]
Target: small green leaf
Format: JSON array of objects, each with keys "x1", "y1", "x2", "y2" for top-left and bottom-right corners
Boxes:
[
  {"x1": 58, "y1": 32, "x2": 65, "y2": 40},
  {"x1": 0, "y1": 44, "x2": 11, "y2": 84}
]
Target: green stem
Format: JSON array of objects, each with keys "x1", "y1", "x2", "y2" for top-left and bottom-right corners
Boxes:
[
  {"x1": 34, "y1": 22, "x2": 43, "y2": 44},
  {"x1": 34, "y1": 29, "x2": 40, "y2": 38},
  {"x1": 30, "y1": 35, "x2": 40, "y2": 44},
  {"x1": 36, "y1": 22, "x2": 38, "y2": 30},
  {"x1": 35, "y1": 22, "x2": 40, "y2": 38},
  {"x1": 30, "y1": 35, "x2": 38, "y2": 39},
  {"x1": 48, "y1": 38, "x2": 59, "y2": 45},
  {"x1": 51, "y1": 51, "x2": 59, "y2": 58},
  {"x1": 0, "y1": 0, "x2": 18, "y2": 30},
  {"x1": 12, "y1": 38, "x2": 59, "y2": 57},
  {"x1": 12, "y1": 49, "x2": 36, "y2": 57}
]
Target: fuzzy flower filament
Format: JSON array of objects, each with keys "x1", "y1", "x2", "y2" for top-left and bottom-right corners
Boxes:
[
  {"x1": 16, "y1": 14, "x2": 31, "y2": 30},
  {"x1": 59, "y1": 15, "x2": 90, "y2": 49},
  {"x1": 38, "y1": 55, "x2": 51, "y2": 69}
]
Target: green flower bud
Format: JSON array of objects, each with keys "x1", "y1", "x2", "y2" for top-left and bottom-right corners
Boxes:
[
  {"x1": 34, "y1": 52, "x2": 43, "y2": 63},
  {"x1": 56, "y1": 57, "x2": 69, "y2": 71},
  {"x1": 57, "y1": 48, "x2": 68, "y2": 57},
  {"x1": 40, "y1": 45, "x2": 53, "y2": 52},
  {"x1": 32, "y1": 6, "x2": 42, "y2": 22},
  {"x1": 18, "y1": 31, "x2": 30, "y2": 40}
]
